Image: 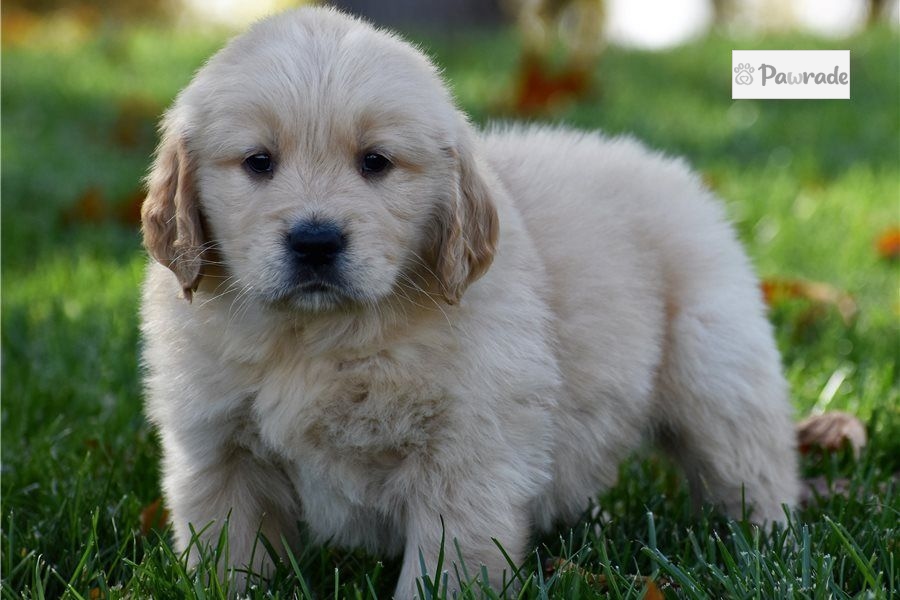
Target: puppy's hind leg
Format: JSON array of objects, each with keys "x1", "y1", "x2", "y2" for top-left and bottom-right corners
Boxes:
[{"x1": 654, "y1": 296, "x2": 800, "y2": 524}]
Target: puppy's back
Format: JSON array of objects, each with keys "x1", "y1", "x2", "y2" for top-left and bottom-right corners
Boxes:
[{"x1": 480, "y1": 125, "x2": 756, "y2": 327}]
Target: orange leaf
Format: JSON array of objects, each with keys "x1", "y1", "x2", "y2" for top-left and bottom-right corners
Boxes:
[
  {"x1": 112, "y1": 96, "x2": 161, "y2": 149},
  {"x1": 760, "y1": 277, "x2": 857, "y2": 324},
  {"x1": 876, "y1": 227, "x2": 900, "y2": 261},
  {"x1": 514, "y1": 54, "x2": 592, "y2": 114},
  {"x1": 117, "y1": 188, "x2": 146, "y2": 226},
  {"x1": 543, "y1": 558, "x2": 672, "y2": 595},
  {"x1": 63, "y1": 186, "x2": 107, "y2": 224},
  {"x1": 63, "y1": 186, "x2": 145, "y2": 226},
  {"x1": 140, "y1": 498, "x2": 170, "y2": 536},
  {"x1": 643, "y1": 580, "x2": 665, "y2": 600}
]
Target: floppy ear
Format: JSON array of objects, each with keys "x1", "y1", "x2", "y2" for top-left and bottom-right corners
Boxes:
[
  {"x1": 141, "y1": 124, "x2": 206, "y2": 302},
  {"x1": 435, "y1": 143, "x2": 500, "y2": 304}
]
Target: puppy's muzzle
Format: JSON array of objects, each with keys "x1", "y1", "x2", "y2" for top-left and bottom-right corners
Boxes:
[{"x1": 287, "y1": 221, "x2": 346, "y2": 268}]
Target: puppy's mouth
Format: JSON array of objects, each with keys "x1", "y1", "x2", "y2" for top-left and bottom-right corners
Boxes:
[
  {"x1": 298, "y1": 281, "x2": 337, "y2": 294},
  {"x1": 267, "y1": 277, "x2": 355, "y2": 312}
]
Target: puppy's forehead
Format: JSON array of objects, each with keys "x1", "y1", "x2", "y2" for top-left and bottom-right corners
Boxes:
[{"x1": 186, "y1": 9, "x2": 457, "y2": 149}]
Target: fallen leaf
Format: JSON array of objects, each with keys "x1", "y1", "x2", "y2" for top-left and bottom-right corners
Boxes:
[
  {"x1": 761, "y1": 278, "x2": 858, "y2": 324},
  {"x1": 63, "y1": 186, "x2": 106, "y2": 224},
  {"x1": 543, "y1": 557, "x2": 671, "y2": 596},
  {"x1": 117, "y1": 188, "x2": 146, "y2": 226},
  {"x1": 796, "y1": 411, "x2": 867, "y2": 457},
  {"x1": 112, "y1": 96, "x2": 161, "y2": 149},
  {"x1": 643, "y1": 580, "x2": 665, "y2": 600},
  {"x1": 876, "y1": 227, "x2": 900, "y2": 261},
  {"x1": 543, "y1": 557, "x2": 606, "y2": 587},
  {"x1": 514, "y1": 54, "x2": 592, "y2": 114},
  {"x1": 63, "y1": 186, "x2": 145, "y2": 226},
  {"x1": 140, "y1": 497, "x2": 169, "y2": 536},
  {"x1": 504, "y1": 0, "x2": 605, "y2": 115}
]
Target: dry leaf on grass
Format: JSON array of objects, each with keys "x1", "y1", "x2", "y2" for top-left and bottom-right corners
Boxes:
[
  {"x1": 63, "y1": 186, "x2": 106, "y2": 225},
  {"x1": 760, "y1": 278, "x2": 858, "y2": 324},
  {"x1": 112, "y1": 96, "x2": 162, "y2": 149},
  {"x1": 140, "y1": 497, "x2": 170, "y2": 536},
  {"x1": 875, "y1": 227, "x2": 900, "y2": 261},
  {"x1": 514, "y1": 54, "x2": 592, "y2": 114},
  {"x1": 543, "y1": 557, "x2": 669, "y2": 598},
  {"x1": 64, "y1": 186, "x2": 145, "y2": 226},
  {"x1": 796, "y1": 411, "x2": 867, "y2": 458},
  {"x1": 117, "y1": 188, "x2": 146, "y2": 226},
  {"x1": 507, "y1": 0, "x2": 603, "y2": 114}
]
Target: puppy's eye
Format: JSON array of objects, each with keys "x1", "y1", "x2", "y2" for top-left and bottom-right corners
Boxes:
[
  {"x1": 361, "y1": 152, "x2": 391, "y2": 175},
  {"x1": 244, "y1": 153, "x2": 273, "y2": 174}
]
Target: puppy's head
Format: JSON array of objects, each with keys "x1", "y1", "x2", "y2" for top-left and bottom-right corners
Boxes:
[{"x1": 142, "y1": 8, "x2": 497, "y2": 310}]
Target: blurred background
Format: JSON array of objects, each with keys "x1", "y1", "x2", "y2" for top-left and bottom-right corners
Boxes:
[
  {"x1": 6, "y1": 0, "x2": 898, "y2": 39},
  {"x1": 1, "y1": 1, "x2": 898, "y2": 596}
]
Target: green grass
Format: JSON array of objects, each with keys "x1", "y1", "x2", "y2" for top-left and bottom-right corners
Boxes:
[{"x1": 2, "y1": 17, "x2": 898, "y2": 599}]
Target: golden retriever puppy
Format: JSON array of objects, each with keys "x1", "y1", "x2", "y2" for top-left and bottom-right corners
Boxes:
[{"x1": 140, "y1": 7, "x2": 799, "y2": 596}]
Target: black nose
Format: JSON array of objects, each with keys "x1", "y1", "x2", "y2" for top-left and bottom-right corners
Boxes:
[{"x1": 287, "y1": 221, "x2": 345, "y2": 267}]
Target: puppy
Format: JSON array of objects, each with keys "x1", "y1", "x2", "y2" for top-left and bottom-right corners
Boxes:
[{"x1": 140, "y1": 7, "x2": 799, "y2": 596}]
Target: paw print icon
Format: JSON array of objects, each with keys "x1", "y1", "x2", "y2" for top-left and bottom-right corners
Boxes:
[{"x1": 734, "y1": 63, "x2": 754, "y2": 85}]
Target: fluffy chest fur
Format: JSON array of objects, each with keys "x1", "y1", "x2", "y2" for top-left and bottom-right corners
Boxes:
[
  {"x1": 218, "y1": 319, "x2": 464, "y2": 549},
  {"x1": 250, "y1": 348, "x2": 447, "y2": 462}
]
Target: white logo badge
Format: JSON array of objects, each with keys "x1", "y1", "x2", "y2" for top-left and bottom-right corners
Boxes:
[{"x1": 732, "y1": 50, "x2": 850, "y2": 100}]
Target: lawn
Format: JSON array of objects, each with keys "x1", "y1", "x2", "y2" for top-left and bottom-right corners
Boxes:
[{"x1": 1, "y1": 15, "x2": 898, "y2": 599}]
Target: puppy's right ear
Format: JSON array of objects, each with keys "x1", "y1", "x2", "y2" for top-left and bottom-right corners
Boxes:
[{"x1": 141, "y1": 121, "x2": 205, "y2": 302}]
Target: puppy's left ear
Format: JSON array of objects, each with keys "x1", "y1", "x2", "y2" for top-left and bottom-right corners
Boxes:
[{"x1": 436, "y1": 141, "x2": 500, "y2": 304}]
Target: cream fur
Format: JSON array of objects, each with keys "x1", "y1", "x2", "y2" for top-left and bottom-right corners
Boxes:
[{"x1": 140, "y1": 7, "x2": 799, "y2": 597}]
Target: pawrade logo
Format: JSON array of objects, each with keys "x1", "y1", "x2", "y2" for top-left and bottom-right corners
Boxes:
[{"x1": 732, "y1": 50, "x2": 849, "y2": 100}]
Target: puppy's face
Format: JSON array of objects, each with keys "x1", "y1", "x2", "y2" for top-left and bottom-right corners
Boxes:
[{"x1": 142, "y1": 9, "x2": 498, "y2": 312}]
